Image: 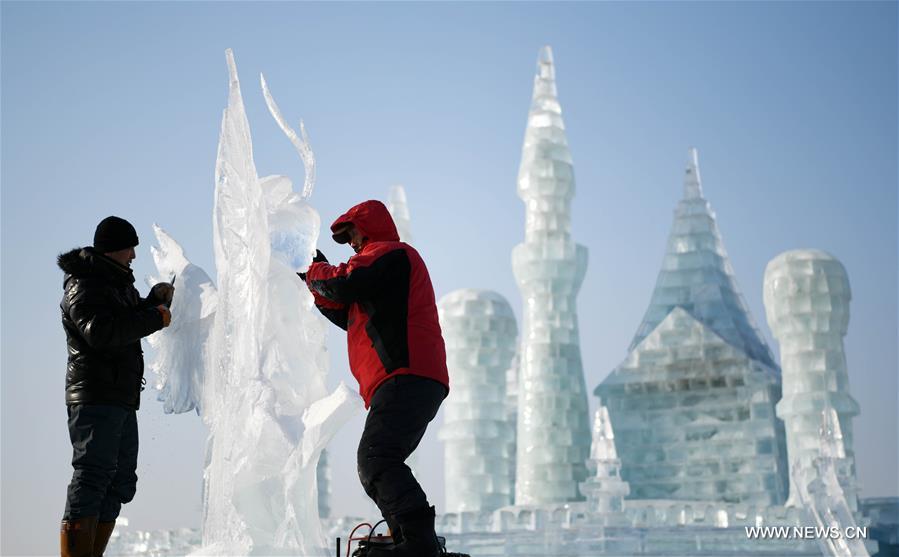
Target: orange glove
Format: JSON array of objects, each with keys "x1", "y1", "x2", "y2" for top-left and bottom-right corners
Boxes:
[{"x1": 157, "y1": 305, "x2": 172, "y2": 327}]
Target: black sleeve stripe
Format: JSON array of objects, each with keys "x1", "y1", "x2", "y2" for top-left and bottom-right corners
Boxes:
[
  {"x1": 316, "y1": 305, "x2": 349, "y2": 331},
  {"x1": 310, "y1": 248, "x2": 408, "y2": 304}
]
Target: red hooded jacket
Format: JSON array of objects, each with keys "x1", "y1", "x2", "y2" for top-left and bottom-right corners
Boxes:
[{"x1": 305, "y1": 200, "x2": 449, "y2": 407}]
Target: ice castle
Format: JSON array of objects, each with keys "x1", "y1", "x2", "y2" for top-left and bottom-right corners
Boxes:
[{"x1": 106, "y1": 47, "x2": 897, "y2": 556}]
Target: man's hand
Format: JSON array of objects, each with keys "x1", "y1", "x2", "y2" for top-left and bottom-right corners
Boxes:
[
  {"x1": 312, "y1": 249, "x2": 328, "y2": 263},
  {"x1": 157, "y1": 305, "x2": 172, "y2": 327},
  {"x1": 150, "y1": 282, "x2": 175, "y2": 308}
]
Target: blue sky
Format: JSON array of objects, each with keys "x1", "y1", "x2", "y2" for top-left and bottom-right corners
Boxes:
[{"x1": 2, "y1": 2, "x2": 896, "y2": 555}]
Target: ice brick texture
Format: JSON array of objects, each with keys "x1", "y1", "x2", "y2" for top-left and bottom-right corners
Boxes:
[
  {"x1": 596, "y1": 149, "x2": 789, "y2": 506},
  {"x1": 438, "y1": 289, "x2": 518, "y2": 512},
  {"x1": 764, "y1": 250, "x2": 861, "y2": 512},
  {"x1": 579, "y1": 405, "x2": 631, "y2": 525},
  {"x1": 512, "y1": 46, "x2": 592, "y2": 505}
]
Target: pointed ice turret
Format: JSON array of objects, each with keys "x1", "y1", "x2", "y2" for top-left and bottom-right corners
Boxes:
[
  {"x1": 387, "y1": 185, "x2": 413, "y2": 243},
  {"x1": 579, "y1": 403, "x2": 630, "y2": 523},
  {"x1": 596, "y1": 149, "x2": 788, "y2": 506},
  {"x1": 630, "y1": 148, "x2": 776, "y2": 369},
  {"x1": 512, "y1": 46, "x2": 591, "y2": 505}
]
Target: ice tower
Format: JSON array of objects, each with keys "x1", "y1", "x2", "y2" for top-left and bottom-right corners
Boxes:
[
  {"x1": 438, "y1": 289, "x2": 518, "y2": 512},
  {"x1": 387, "y1": 185, "x2": 413, "y2": 243},
  {"x1": 596, "y1": 149, "x2": 789, "y2": 505},
  {"x1": 763, "y1": 250, "x2": 861, "y2": 511},
  {"x1": 512, "y1": 46, "x2": 591, "y2": 505}
]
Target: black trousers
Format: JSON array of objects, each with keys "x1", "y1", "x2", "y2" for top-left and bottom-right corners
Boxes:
[
  {"x1": 63, "y1": 404, "x2": 138, "y2": 521},
  {"x1": 357, "y1": 374, "x2": 446, "y2": 518}
]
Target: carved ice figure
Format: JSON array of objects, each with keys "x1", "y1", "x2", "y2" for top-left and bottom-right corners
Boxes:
[{"x1": 147, "y1": 49, "x2": 361, "y2": 556}]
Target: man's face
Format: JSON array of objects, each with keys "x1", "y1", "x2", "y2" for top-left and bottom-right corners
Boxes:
[
  {"x1": 339, "y1": 224, "x2": 367, "y2": 253},
  {"x1": 105, "y1": 246, "x2": 136, "y2": 267}
]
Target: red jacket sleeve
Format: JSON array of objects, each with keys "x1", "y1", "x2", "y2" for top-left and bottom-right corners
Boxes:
[{"x1": 305, "y1": 251, "x2": 387, "y2": 304}]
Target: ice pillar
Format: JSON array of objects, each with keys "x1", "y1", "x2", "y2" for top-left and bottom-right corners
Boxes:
[
  {"x1": 512, "y1": 46, "x2": 591, "y2": 505},
  {"x1": 438, "y1": 289, "x2": 518, "y2": 512},
  {"x1": 764, "y1": 250, "x2": 861, "y2": 510}
]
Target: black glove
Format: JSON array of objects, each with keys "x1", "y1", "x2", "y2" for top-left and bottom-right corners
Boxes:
[
  {"x1": 149, "y1": 282, "x2": 176, "y2": 308},
  {"x1": 298, "y1": 250, "x2": 328, "y2": 282}
]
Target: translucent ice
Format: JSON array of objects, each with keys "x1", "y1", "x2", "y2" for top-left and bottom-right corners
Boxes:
[
  {"x1": 147, "y1": 225, "x2": 217, "y2": 415},
  {"x1": 387, "y1": 185, "x2": 413, "y2": 243},
  {"x1": 579, "y1": 403, "x2": 630, "y2": 522},
  {"x1": 764, "y1": 250, "x2": 860, "y2": 510},
  {"x1": 147, "y1": 49, "x2": 362, "y2": 556},
  {"x1": 791, "y1": 408, "x2": 871, "y2": 557},
  {"x1": 512, "y1": 46, "x2": 591, "y2": 505},
  {"x1": 438, "y1": 289, "x2": 518, "y2": 512},
  {"x1": 596, "y1": 149, "x2": 788, "y2": 506}
]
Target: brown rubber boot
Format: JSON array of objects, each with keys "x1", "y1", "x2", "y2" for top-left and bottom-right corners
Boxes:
[
  {"x1": 60, "y1": 516, "x2": 98, "y2": 557},
  {"x1": 93, "y1": 521, "x2": 115, "y2": 556}
]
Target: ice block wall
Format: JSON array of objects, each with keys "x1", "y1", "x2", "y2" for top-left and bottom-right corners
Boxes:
[
  {"x1": 438, "y1": 289, "x2": 518, "y2": 513},
  {"x1": 512, "y1": 46, "x2": 591, "y2": 505},
  {"x1": 764, "y1": 250, "x2": 861, "y2": 511},
  {"x1": 596, "y1": 149, "x2": 788, "y2": 505}
]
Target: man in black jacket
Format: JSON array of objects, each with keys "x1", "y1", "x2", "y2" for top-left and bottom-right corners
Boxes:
[{"x1": 57, "y1": 216, "x2": 174, "y2": 557}]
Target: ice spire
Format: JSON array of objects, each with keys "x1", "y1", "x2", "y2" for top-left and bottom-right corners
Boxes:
[
  {"x1": 387, "y1": 185, "x2": 413, "y2": 243},
  {"x1": 629, "y1": 148, "x2": 776, "y2": 368},
  {"x1": 512, "y1": 46, "x2": 591, "y2": 505},
  {"x1": 579, "y1": 403, "x2": 630, "y2": 521},
  {"x1": 596, "y1": 149, "x2": 788, "y2": 505},
  {"x1": 683, "y1": 147, "x2": 703, "y2": 199}
]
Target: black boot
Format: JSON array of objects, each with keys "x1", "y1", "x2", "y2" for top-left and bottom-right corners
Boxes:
[{"x1": 368, "y1": 506, "x2": 439, "y2": 557}]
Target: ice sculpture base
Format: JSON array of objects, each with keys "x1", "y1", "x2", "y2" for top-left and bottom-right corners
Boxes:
[{"x1": 108, "y1": 499, "x2": 892, "y2": 556}]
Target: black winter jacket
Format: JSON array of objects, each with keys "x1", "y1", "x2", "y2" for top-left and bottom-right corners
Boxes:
[{"x1": 57, "y1": 248, "x2": 165, "y2": 410}]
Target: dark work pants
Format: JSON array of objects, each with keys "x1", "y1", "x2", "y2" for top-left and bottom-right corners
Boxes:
[
  {"x1": 357, "y1": 375, "x2": 446, "y2": 518},
  {"x1": 63, "y1": 404, "x2": 139, "y2": 522}
]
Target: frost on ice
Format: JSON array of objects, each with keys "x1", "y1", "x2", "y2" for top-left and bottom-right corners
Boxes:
[{"x1": 147, "y1": 49, "x2": 362, "y2": 556}]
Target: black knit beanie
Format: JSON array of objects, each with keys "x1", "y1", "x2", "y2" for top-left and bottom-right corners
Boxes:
[{"x1": 93, "y1": 216, "x2": 139, "y2": 253}]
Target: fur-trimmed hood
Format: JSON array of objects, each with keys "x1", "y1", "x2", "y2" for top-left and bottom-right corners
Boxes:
[{"x1": 57, "y1": 247, "x2": 134, "y2": 285}]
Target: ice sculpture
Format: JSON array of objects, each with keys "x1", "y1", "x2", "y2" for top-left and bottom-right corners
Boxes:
[
  {"x1": 147, "y1": 50, "x2": 362, "y2": 556},
  {"x1": 437, "y1": 289, "x2": 518, "y2": 512},
  {"x1": 790, "y1": 408, "x2": 872, "y2": 557},
  {"x1": 512, "y1": 46, "x2": 591, "y2": 505},
  {"x1": 763, "y1": 250, "x2": 861, "y2": 511},
  {"x1": 596, "y1": 148, "x2": 788, "y2": 505},
  {"x1": 386, "y1": 185, "x2": 413, "y2": 244},
  {"x1": 579, "y1": 403, "x2": 630, "y2": 524},
  {"x1": 148, "y1": 225, "x2": 216, "y2": 415}
]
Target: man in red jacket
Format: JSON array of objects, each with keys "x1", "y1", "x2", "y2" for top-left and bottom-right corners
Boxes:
[{"x1": 302, "y1": 200, "x2": 449, "y2": 557}]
